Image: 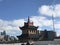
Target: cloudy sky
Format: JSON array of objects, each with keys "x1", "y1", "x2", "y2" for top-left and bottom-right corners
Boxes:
[{"x1": 0, "y1": 0, "x2": 60, "y2": 36}]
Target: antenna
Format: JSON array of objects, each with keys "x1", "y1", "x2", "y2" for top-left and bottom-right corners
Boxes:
[
  {"x1": 52, "y1": 15, "x2": 55, "y2": 31},
  {"x1": 51, "y1": 0, "x2": 56, "y2": 31}
]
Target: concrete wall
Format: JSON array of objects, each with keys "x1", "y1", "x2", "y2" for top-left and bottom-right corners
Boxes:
[
  {"x1": 0, "y1": 43, "x2": 21, "y2": 45},
  {"x1": 33, "y1": 41, "x2": 60, "y2": 45}
]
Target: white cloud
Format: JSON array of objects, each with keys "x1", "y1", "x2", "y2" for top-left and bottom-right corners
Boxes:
[
  {"x1": 0, "y1": 19, "x2": 25, "y2": 36},
  {"x1": 38, "y1": 4, "x2": 60, "y2": 36},
  {"x1": 30, "y1": 16, "x2": 55, "y2": 31},
  {"x1": 12, "y1": 19, "x2": 25, "y2": 27},
  {"x1": 0, "y1": 15, "x2": 60, "y2": 36},
  {"x1": 0, "y1": 4, "x2": 60, "y2": 36},
  {"x1": 39, "y1": 4, "x2": 60, "y2": 17},
  {"x1": 55, "y1": 22, "x2": 60, "y2": 29},
  {"x1": 0, "y1": 16, "x2": 53, "y2": 36},
  {"x1": 31, "y1": 16, "x2": 52, "y2": 27}
]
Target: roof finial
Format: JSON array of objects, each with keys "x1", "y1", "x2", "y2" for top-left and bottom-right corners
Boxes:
[{"x1": 28, "y1": 16, "x2": 30, "y2": 22}]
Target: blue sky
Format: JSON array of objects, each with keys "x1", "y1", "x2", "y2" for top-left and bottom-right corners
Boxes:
[
  {"x1": 0, "y1": 0, "x2": 60, "y2": 37},
  {"x1": 0, "y1": 0, "x2": 59, "y2": 20}
]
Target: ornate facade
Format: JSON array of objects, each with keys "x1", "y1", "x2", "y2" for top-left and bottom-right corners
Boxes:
[
  {"x1": 17, "y1": 17, "x2": 56, "y2": 42},
  {"x1": 17, "y1": 17, "x2": 39, "y2": 42}
]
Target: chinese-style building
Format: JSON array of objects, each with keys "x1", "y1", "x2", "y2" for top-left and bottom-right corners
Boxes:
[
  {"x1": 17, "y1": 17, "x2": 56, "y2": 42},
  {"x1": 17, "y1": 17, "x2": 40, "y2": 42}
]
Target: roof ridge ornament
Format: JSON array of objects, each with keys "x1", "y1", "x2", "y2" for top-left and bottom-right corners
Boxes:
[{"x1": 28, "y1": 16, "x2": 30, "y2": 23}]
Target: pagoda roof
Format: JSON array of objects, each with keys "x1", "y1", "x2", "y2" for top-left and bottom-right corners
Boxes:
[{"x1": 20, "y1": 26, "x2": 38, "y2": 30}]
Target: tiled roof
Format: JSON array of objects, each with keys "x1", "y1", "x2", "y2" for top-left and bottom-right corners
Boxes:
[{"x1": 20, "y1": 26, "x2": 38, "y2": 30}]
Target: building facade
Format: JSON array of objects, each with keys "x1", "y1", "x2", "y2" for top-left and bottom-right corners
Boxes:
[
  {"x1": 17, "y1": 17, "x2": 39, "y2": 42},
  {"x1": 39, "y1": 30, "x2": 56, "y2": 41},
  {"x1": 17, "y1": 17, "x2": 56, "y2": 42}
]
